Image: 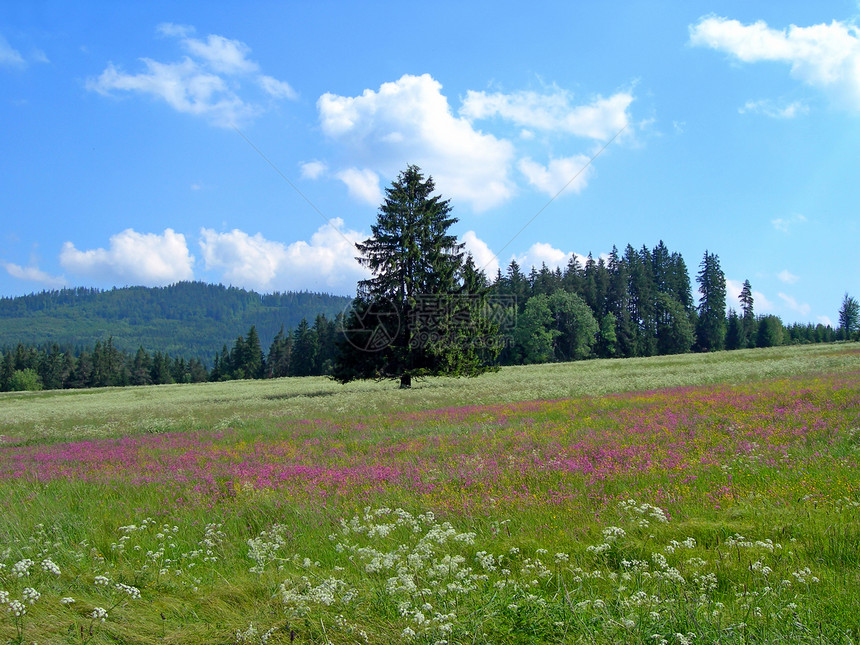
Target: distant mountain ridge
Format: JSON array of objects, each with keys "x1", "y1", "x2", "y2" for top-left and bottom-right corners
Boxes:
[{"x1": 0, "y1": 282, "x2": 352, "y2": 363}]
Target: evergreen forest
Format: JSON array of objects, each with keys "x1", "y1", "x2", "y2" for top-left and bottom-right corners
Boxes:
[{"x1": 1, "y1": 241, "x2": 854, "y2": 393}]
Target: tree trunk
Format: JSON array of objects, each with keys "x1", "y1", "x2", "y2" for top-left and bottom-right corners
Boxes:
[{"x1": 399, "y1": 373, "x2": 412, "y2": 389}]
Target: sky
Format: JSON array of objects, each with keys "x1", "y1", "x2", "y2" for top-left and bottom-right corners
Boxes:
[{"x1": 1, "y1": 1, "x2": 859, "y2": 326}]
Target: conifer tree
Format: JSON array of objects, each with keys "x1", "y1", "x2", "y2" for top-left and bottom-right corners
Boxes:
[
  {"x1": 839, "y1": 293, "x2": 859, "y2": 340},
  {"x1": 332, "y1": 165, "x2": 499, "y2": 388},
  {"x1": 739, "y1": 279, "x2": 756, "y2": 348},
  {"x1": 695, "y1": 251, "x2": 727, "y2": 351},
  {"x1": 291, "y1": 319, "x2": 318, "y2": 377}
]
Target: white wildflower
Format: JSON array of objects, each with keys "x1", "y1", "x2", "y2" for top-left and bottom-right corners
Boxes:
[{"x1": 22, "y1": 587, "x2": 40, "y2": 604}]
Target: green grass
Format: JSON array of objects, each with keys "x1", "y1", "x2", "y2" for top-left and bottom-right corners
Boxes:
[
  {"x1": 0, "y1": 342, "x2": 858, "y2": 644},
  {"x1": 2, "y1": 342, "x2": 858, "y2": 443}
]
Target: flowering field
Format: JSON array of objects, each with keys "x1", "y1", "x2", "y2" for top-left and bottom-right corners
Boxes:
[{"x1": 0, "y1": 344, "x2": 858, "y2": 643}]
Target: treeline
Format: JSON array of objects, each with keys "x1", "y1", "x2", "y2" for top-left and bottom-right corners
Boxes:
[
  {"x1": 0, "y1": 338, "x2": 209, "y2": 391},
  {"x1": 0, "y1": 314, "x2": 342, "y2": 392},
  {"x1": 210, "y1": 314, "x2": 341, "y2": 381},
  {"x1": 488, "y1": 242, "x2": 844, "y2": 364},
  {"x1": 2, "y1": 241, "x2": 854, "y2": 393},
  {"x1": 0, "y1": 282, "x2": 351, "y2": 362}
]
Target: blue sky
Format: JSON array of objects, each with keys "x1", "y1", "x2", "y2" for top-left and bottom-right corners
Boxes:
[{"x1": 2, "y1": 1, "x2": 858, "y2": 326}]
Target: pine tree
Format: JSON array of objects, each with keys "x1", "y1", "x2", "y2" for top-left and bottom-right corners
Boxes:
[
  {"x1": 838, "y1": 293, "x2": 859, "y2": 340},
  {"x1": 695, "y1": 251, "x2": 727, "y2": 352},
  {"x1": 266, "y1": 326, "x2": 293, "y2": 378},
  {"x1": 739, "y1": 279, "x2": 756, "y2": 348},
  {"x1": 292, "y1": 319, "x2": 319, "y2": 377},
  {"x1": 332, "y1": 165, "x2": 499, "y2": 388},
  {"x1": 244, "y1": 325, "x2": 264, "y2": 379},
  {"x1": 725, "y1": 309, "x2": 743, "y2": 351}
]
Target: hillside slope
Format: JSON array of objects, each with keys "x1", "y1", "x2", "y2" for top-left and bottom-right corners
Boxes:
[{"x1": 0, "y1": 282, "x2": 352, "y2": 362}]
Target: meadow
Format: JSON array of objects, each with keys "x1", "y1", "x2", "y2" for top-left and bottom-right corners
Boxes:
[{"x1": 0, "y1": 343, "x2": 858, "y2": 644}]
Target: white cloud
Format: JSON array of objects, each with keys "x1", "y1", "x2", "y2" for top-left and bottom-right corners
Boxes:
[
  {"x1": 335, "y1": 168, "x2": 383, "y2": 206},
  {"x1": 817, "y1": 315, "x2": 833, "y2": 326},
  {"x1": 88, "y1": 58, "x2": 256, "y2": 127},
  {"x1": 461, "y1": 88, "x2": 634, "y2": 140},
  {"x1": 461, "y1": 230, "x2": 499, "y2": 277},
  {"x1": 198, "y1": 219, "x2": 368, "y2": 294},
  {"x1": 59, "y1": 228, "x2": 194, "y2": 286},
  {"x1": 690, "y1": 16, "x2": 860, "y2": 109},
  {"x1": 180, "y1": 33, "x2": 258, "y2": 75},
  {"x1": 778, "y1": 291, "x2": 811, "y2": 316},
  {"x1": 777, "y1": 269, "x2": 799, "y2": 284},
  {"x1": 317, "y1": 73, "x2": 516, "y2": 211},
  {"x1": 300, "y1": 160, "x2": 328, "y2": 180},
  {"x1": 259, "y1": 74, "x2": 298, "y2": 99},
  {"x1": 0, "y1": 34, "x2": 27, "y2": 68},
  {"x1": 771, "y1": 213, "x2": 807, "y2": 233},
  {"x1": 516, "y1": 242, "x2": 590, "y2": 272},
  {"x1": 518, "y1": 154, "x2": 592, "y2": 197},
  {"x1": 156, "y1": 23, "x2": 194, "y2": 38},
  {"x1": 88, "y1": 25, "x2": 296, "y2": 127},
  {"x1": 739, "y1": 98, "x2": 809, "y2": 118},
  {"x1": 2, "y1": 261, "x2": 66, "y2": 288}
]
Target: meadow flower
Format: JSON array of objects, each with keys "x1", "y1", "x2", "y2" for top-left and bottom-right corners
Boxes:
[
  {"x1": 40, "y1": 558, "x2": 61, "y2": 575},
  {"x1": 22, "y1": 587, "x2": 40, "y2": 604},
  {"x1": 115, "y1": 582, "x2": 141, "y2": 599},
  {"x1": 11, "y1": 559, "x2": 33, "y2": 577}
]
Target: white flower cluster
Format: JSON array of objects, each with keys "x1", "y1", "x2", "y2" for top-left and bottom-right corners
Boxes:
[
  {"x1": 247, "y1": 523, "x2": 291, "y2": 574},
  {"x1": 618, "y1": 499, "x2": 669, "y2": 526},
  {"x1": 11, "y1": 558, "x2": 34, "y2": 578},
  {"x1": 235, "y1": 622, "x2": 277, "y2": 643}
]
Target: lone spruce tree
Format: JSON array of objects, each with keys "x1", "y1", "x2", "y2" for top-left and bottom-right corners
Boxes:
[
  {"x1": 332, "y1": 165, "x2": 499, "y2": 388},
  {"x1": 695, "y1": 250, "x2": 727, "y2": 352}
]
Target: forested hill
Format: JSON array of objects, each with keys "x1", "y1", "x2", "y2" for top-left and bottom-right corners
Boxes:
[{"x1": 0, "y1": 282, "x2": 352, "y2": 363}]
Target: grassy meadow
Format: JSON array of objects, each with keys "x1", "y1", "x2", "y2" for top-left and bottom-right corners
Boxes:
[{"x1": 0, "y1": 343, "x2": 858, "y2": 643}]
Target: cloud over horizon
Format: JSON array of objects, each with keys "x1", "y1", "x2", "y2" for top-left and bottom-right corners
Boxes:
[
  {"x1": 59, "y1": 228, "x2": 194, "y2": 286},
  {"x1": 198, "y1": 219, "x2": 368, "y2": 295}
]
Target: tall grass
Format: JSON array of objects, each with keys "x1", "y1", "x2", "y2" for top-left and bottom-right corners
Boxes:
[
  {"x1": 2, "y1": 343, "x2": 858, "y2": 442},
  {"x1": 0, "y1": 343, "x2": 858, "y2": 643}
]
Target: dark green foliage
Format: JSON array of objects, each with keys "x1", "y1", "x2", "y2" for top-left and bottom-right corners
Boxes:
[
  {"x1": 756, "y1": 315, "x2": 785, "y2": 348},
  {"x1": 694, "y1": 251, "x2": 726, "y2": 352},
  {"x1": 0, "y1": 282, "x2": 351, "y2": 363},
  {"x1": 739, "y1": 279, "x2": 757, "y2": 348},
  {"x1": 655, "y1": 292, "x2": 695, "y2": 355},
  {"x1": 291, "y1": 319, "x2": 319, "y2": 377},
  {"x1": 597, "y1": 312, "x2": 618, "y2": 358},
  {"x1": 725, "y1": 309, "x2": 743, "y2": 351},
  {"x1": 332, "y1": 165, "x2": 500, "y2": 388},
  {"x1": 513, "y1": 294, "x2": 558, "y2": 364},
  {"x1": 265, "y1": 326, "x2": 293, "y2": 378},
  {"x1": 839, "y1": 293, "x2": 859, "y2": 340},
  {"x1": 487, "y1": 240, "x2": 841, "y2": 365},
  {"x1": 547, "y1": 290, "x2": 598, "y2": 360}
]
